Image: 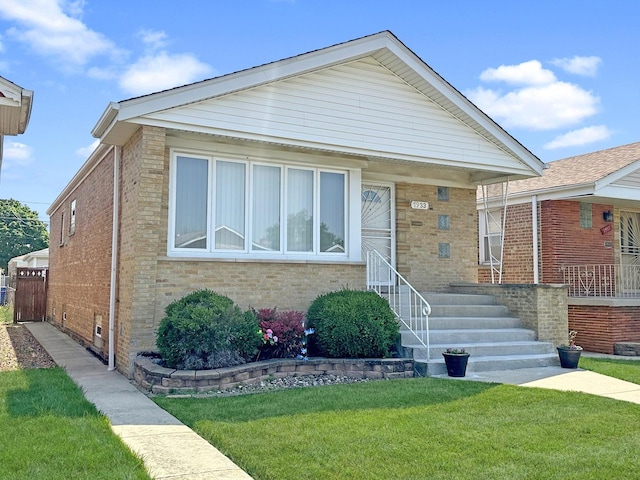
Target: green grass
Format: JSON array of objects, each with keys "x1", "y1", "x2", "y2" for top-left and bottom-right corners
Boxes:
[
  {"x1": 0, "y1": 304, "x2": 13, "y2": 324},
  {"x1": 580, "y1": 356, "x2": 640, "y2": 384},
  {"x1": 156, "y1": 378, "x2": 640, "y2": 480},
  {"x1": 0, "y1": 368, "x2": 151, "y2": 480}
]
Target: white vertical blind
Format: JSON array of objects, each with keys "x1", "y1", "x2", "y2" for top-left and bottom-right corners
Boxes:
[
  {"x1": 320, "y1": 172, "x2": 345, "y2": 252},
  {"x1": 215, "y1": 161, "x2": 246, "y2": 250},
  {"x1": 252, "y1": 165, "x2": 281, "y2": 251},
  {"x1": 287, "y1": 168, "x2": 313, "y2": 252},
  {"x1": 175, "y1": 156, "x2": 208, "y2": 248}
]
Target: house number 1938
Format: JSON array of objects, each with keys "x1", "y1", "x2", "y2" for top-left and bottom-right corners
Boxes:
[{"x1": 410, "y1": 201, "x2": 429, "y2": 210}]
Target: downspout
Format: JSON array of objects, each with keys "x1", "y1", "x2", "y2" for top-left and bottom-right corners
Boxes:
[
  {"x1": 108, "y1": 146, "x2": 119, "y2": 371},
  {"x1": 532, "y1": 195, "x2": 539, "y2": 284}
]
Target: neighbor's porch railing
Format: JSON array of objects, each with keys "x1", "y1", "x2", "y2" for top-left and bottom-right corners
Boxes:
[
  {"x1": 366, "y1": 250, "x2": 432, "y2": 359},
  {"x1": 562, "y1": 264, "x2": 640, "y2": 298}
]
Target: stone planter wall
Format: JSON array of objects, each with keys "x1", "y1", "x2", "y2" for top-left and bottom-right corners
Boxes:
[{"x1": 134, "y1": 357, "x2": 415, "y2": 394}]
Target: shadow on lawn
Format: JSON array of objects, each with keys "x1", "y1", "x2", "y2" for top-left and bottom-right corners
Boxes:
[
  {"x1": 156, "y1": 377, "x2": 500, "y2": 423},
  {"x1": 2, "y1": 368, "x2": 101, "y2": 418}
]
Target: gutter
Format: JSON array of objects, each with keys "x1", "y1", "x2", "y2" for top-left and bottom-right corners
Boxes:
[
  {"x1": 108, "y1": 146, "x2": 119, "y2": 371},
  {"x1": 532, "y1": 195, "x2": 539, "y2": 284}
]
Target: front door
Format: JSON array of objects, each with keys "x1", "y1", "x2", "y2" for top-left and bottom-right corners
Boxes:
[{"x1": 361, "y1": 183, "x2": 394, "y2": 283}]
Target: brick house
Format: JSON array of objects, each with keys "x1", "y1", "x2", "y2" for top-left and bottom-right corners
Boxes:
[
  {"x1": 46, "y1": 31, "x2": 545, "y2": 376},
  {"x1": 479, "y1": 142, "x2": 640, "y2": 354}
]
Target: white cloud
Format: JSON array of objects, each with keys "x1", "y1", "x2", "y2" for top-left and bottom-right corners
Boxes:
[
  {"x1": 75, "y1": 139, "x2": 99, "y2": 157},
  {"x1": 0, "y1": 0, "x2": 125, "y2": 68},
  {"x1": 3, "y1": 141, "x2": 33, "y2": 166},
  {"x1": 138, "y1": 29, "x2": 169, "y2": 51},
  {"x1": 467, "y1": 81, "x2": 599, "y2": 130},
  {"x1": 550, "y1": 56, "x2": 601, "y2": 77},
  {"x1": 543, "y1": 125, "x2": 611, "y2": 149},
  {"x1": 119, "y1": 52, "x2": 213, "y2": 96},
  {"x1": 479, "y1": 60, "x2": 557, "y2": 86},
  {"x1": 467, "y1": 58, "x2": 602, "y2": 131}
]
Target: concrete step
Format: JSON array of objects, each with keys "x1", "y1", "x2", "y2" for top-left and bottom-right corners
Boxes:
[
  {"x1": 426, "y1": 328, "x2": 537, "y2": 345},
  {"x1": 415, "y1": 353, "x2": 560, "y2": 376},
  {"x1": 429, "y1": 304, "x2": 510, "y2": 317},
  {"x1": 408, "y1": 316, "x2": 523, "y2": 330},
  {"x1": 406, "y1": 341, "x2": 556, "y2": 360},
  {"x1": 423, "y1": 293, "x2": 497, "y2": 306}
]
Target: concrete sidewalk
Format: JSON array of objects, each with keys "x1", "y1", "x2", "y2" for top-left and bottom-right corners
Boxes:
[{"x1": 25, "y1": 322, "x2": 252, "y2": 480}]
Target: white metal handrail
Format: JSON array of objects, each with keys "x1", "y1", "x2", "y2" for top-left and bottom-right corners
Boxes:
[
  {"x1": 366, "y1": 250, "x2": 432, "y2": 359},
  {"x1": 562, "y1": 264, "x2": 640, "y2": 298}
]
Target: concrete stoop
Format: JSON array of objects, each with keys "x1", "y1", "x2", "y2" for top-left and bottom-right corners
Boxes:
[{"x1": 396, "y1": 292, "x2": 559, "y2": 377}]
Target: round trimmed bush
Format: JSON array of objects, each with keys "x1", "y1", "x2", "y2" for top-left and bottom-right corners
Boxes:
[
  {"x1": 156, "y1": 290, "x2": 262, "y2": 369},
  {"x1": 306, "y1": 289, "x2": 399, "y2": 358}
]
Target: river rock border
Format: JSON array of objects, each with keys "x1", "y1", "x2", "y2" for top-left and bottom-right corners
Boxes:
[{"x1": 134, "y1": 356, "x2": 415, "y2": 394}]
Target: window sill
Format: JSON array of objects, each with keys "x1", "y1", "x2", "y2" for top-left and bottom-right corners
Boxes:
[{"x1": 159, "y1": 255, "x2": 365, "y2": 266}]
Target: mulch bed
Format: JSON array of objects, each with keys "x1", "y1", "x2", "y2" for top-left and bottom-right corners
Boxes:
[{"x1": 0, "y1": 322, "x2": 56, "y2": 371}]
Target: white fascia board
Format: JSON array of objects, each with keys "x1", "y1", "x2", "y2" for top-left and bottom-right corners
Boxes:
[
  {"x1": 100, "y1": 33, "x2": 394, "y2": 131},
  {"x1": 595, "y1": 185, "x2": 640, "y2": 202},
  {"x1": 133, "y1": 114, "x2": 540, "y2": 178},
  {"x1": 380, "y1": 38, "x2": 544, "y2": 177},
  {"x1": 594, "y1": 158, "x2": 640, "y2": 189},
  {"x1": 476, "y1": 183, "x2": 597, "y2": 209},
  {"x1": 47, "y1": 143, "x2": 113, "y2": 215},
  {"x1": 91, "y1": 102, "x2": 120, "y2": 139}
]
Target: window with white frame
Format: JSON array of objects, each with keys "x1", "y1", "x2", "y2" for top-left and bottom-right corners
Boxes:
[
  {"x1": 479, "y1": 209, "x2": 503, "y2": 264},
  {"x1": 170, "y1": 152, "x2": 348, "y2": 257}
]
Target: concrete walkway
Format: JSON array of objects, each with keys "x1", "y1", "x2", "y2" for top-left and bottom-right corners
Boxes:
[
  {"x1": 24, "y1": 323, "x2": 640, "y2": 479},
  {"x1": 436, "y1": 353, "x2": 640, "y2": 404},
  {"x1": 25, "y1": 322, "x2": 252, "y2": 480}
]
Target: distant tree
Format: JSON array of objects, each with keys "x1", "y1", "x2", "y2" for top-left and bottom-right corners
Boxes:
[{"x1": 0, "y1": 199, "x2": 49, "y2": 272}]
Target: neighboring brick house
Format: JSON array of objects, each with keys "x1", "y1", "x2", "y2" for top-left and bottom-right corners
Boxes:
[
  {"x1": 479, "y1": 142, "x2": 640, "y2": 353},
  {"x1": 46, "y1": 31, "x2": 545, "y2": 376},
  {"x1": 0, "y1": 76, "x2": 33, "y2": 171}
]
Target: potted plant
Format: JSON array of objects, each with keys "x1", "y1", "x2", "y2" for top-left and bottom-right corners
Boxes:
[
  {"x1": 442, "y1": 348, "x2": 470, "y2": 377},
  {"x1": 557, "y1": 330, "x2": 582, "y2": 369}
]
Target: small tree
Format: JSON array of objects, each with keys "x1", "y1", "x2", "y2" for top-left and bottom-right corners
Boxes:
[{"x1": 0, "y1": 199, "x2": 49, "y2": 272}]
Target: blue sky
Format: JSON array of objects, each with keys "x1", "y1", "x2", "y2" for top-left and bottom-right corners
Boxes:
[{"x1": 1, "y1": 0, "x2": 639, "y2": 224}]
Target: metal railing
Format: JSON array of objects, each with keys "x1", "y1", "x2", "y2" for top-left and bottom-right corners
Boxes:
[
  {"x1": 562, "y1": 264, "x2": 640, "y2": 298},
  {"x1": 366, "y1": 250, "x2": 432, "y2": 359}
]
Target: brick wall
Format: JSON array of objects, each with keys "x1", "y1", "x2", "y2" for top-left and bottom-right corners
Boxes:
[
  {"x1": 540, "y1": 200, "x2": 615, "y2": 284},
  {"x1": 479, "y1": 202, "x2": 536, "y2": 284},
  {"x1": 396, "y1": 184, "x2": 478, "y2": 291},
  {"x1": 568, "y1": 304, "x2": 640, "y2": 354},
  {"x1": 47, "y1": 148, "x2": 115, "y2": 358}
]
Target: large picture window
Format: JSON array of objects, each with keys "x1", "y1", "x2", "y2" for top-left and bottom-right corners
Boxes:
[{"x1": 171, "y1": 152, "x2": 349, "y2": 258}]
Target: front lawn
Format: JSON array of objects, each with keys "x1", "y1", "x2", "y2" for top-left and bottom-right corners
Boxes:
[
  {"x1": 0, "y1": 368, "x2": 150, "y2": 480},
  {"x1": 580, "y1": 355, "x2": 640, "y2": 384},
  {"x1": 156, "y1": 377, "x2": 640, "y2": 480}
]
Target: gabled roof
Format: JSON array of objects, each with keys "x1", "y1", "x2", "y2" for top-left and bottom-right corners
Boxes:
[
  {"x1": 481, "y1": 142, "x2": 640, "y2": 206},
  {"x1": 92, "y1": 31, "x2": 544, "y2": 182}
]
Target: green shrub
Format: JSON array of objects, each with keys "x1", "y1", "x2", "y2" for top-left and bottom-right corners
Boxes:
[
  {"x1": 306, "y1": 289, "x2": 398, "y2": 358},
  {"x1": 156, "y1": 290, "x2": 262, "y2": 369}
]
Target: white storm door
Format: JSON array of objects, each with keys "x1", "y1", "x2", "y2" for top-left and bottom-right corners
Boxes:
[
  {"x1": 361, "y1": 183, "x2": 395, "y2": 284},
  {"x1": 620, "y1": 211, "x2": 640, "y2": 294}
]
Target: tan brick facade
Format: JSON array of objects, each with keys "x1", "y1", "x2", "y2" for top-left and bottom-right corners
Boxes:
[
  {"x1": 396, "y1": 183, "x2": 478, "y2": 291},
  {"x1": 48, "y1": 125, "x2": 486, "y2": 376}
]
